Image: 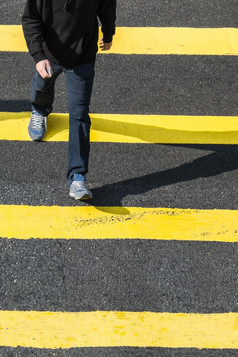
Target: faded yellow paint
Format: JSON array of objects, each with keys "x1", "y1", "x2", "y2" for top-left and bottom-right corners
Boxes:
[
  {"x1": 1, "y1": 112, "x2": 238, "y2": 144},
  {"x1": 0, "y1": 310, "x2": 237, "y2": 348},
  {"x1": 1, "y1": 25, "x2": 238, "y2": 55},
  {"x1": 0, "y1": 205, "x2": 238, "y2": 242}
]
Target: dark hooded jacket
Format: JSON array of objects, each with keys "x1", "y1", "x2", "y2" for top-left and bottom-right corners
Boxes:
[{"x1": 22, "y1": 0, "x2": 116, "y2": 67}]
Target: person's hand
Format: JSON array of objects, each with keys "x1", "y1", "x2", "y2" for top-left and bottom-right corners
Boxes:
[
  {"x1": 36, "y1": 59, "x2": 53, "y2": 78},
  {"x1": 99, "y1": 38, "x2": 112, "y2": 51}
]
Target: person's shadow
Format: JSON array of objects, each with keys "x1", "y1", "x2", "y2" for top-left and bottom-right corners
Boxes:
[
  {"x1": 90, "y1": 144, "x2": 238, "y2": 209},
  {"x1": 0, "y1": 100, "x2": 31, "y2": 113},
  {"x1": 0, "y1": 100, "x2": 237, "y2": 211}
]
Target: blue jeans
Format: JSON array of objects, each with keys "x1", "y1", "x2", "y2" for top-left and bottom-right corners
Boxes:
[{"x1": 31, "y1": 61, "x2": 95, "y2": 183}]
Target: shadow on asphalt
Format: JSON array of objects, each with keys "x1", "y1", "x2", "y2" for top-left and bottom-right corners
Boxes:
[
  {"x1": 91, "y1": 144, "x2": 238, "y2": 206},
  {"x1": 0, "y1": 99, "x2": 237, "y2": 208},
  {"x1": 0, "y1": 99, "x2": 31, "y2": 112}
]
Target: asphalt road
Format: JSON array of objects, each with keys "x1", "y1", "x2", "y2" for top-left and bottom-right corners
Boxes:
[{"x1": 0, "y1": 0, "x2": 238, "y2": 356}]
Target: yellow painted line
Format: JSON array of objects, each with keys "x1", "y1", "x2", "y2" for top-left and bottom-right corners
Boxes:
[
  {"x1": 1, "y1": 112, "x2": 238, "y2": 144},
  {"x1": 1, "y1": 25, "x2": 238, "y2": 55},
  {"x1": 0, "y1": 310, "x2": 237, "y2": 349},
  {"x1": 0, "y1": 205, "x2": 238, "y2": 242}
]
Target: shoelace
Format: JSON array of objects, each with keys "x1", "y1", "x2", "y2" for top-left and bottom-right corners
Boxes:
[
  {"x1": 31, "y1": 113, "x2": 46, "y2": 129},
  {"x1": 73, "y1": 181, "x2": 87, "y2": 189}
]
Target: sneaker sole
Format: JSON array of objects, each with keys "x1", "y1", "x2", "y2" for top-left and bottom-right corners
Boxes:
[{"x1": 69, "y1": 192, "x2": 92, "y2": 200}]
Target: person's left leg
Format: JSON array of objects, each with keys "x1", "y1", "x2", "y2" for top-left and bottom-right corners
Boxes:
[
  {"x1": 29, "y1": 62, "x2": 63, "y2": 141},
  {"x1": 64, "y1": 62, "x2": 95, "y2": 197}
]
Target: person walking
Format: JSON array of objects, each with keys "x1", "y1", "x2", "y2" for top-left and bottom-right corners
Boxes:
[{"x1": 22, "y1": 0, "x2": 116, "y2": 200}]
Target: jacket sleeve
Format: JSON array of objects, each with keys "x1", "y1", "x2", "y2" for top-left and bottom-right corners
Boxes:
[
  {"x1": 21, "y1": 0, "x2": 46, "y2": 63},
  {"x1": 97, "y1": 0, "x2": 116, "y2": 43}
]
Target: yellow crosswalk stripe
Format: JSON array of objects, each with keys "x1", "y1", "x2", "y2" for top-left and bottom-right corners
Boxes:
[
  {"x1": 1, "y1": 205, "x2": 238, "y2": 242},
  {"x1": 1, "y1": 25, "x2": 238, "y2": 55},
  {"x1": 0, "y1": 310, "x2": 237, "y2": 349},
  {"x1": 1, "y1": 112, "x2": 238, "y2": 144}
]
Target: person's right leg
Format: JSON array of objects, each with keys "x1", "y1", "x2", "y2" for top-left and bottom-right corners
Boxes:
[
  {"x1": 29, "y1": 63, "x2": 62, "y2": 141},
  {"x1": 64, "y1": 62, "x2": 95, "y2": 199}
]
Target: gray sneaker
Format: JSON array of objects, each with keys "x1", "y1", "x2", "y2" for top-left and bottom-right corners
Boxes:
[
  {"x1": 28, "y1": 110, "x2": 47, "y2": 141},
  {"x1": 70, "y1": 175, "x2": 92, "y2": 200}
]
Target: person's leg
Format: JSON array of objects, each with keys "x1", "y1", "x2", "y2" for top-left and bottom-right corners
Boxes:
[
  {"x1": 31, "y1": 63, "x2": 62, "y2": 115},
  {"x1": 29, "y1": 62, "x2": 62, "y2": 141},
  {"x1": 64, "y1": 62, "x2": 95, "y2": 184}
]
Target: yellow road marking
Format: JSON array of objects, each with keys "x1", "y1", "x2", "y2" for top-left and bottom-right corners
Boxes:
[
  {"x1": 0, "y1": 205, "x2": 238, "y2": 242},
  {"x1": 0, "y1": 310, "x2": 237, "y2": 349},
  {"x1": 1, "y1": 25, "x2": 238, "y2": 55},
  {"x1": 1, "y1": 112, "x2": 238, "y2": 144}
]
